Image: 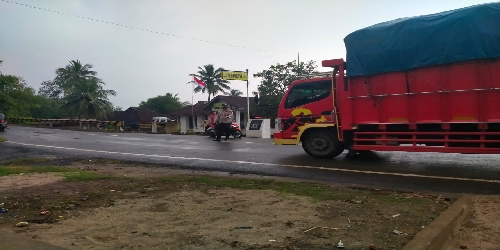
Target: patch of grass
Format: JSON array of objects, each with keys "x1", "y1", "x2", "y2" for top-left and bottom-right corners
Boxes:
[
  {"x1": 0, "y1": 157, "x2": 54, "y2": 165},
  {"x1": 0, "y1": 165, "x2": 110, "y2": 181},
  {"x1": 64, "y1": 171, "x2": 110, "y2": 181},
  {"x1": 0, "y1": 136, "x2": 6, "y2": 142},
  {"x1": 375, "y1": 194, "x2": 429, "y2": 206},
  {"x1": 0, "y1": 166, "x2": 73, "y2": 176},
  {"x1": 162, "y1": 176, "x2": 358, "y2": 201}
]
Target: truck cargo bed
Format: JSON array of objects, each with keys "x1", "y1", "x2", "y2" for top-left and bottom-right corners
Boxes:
[{"x1": 345, "y1": 58, "x2": 500, "y2": 153}]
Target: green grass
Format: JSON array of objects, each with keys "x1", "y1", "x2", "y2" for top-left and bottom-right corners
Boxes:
[
  {"x1": 0, "y1": 157, "x2": 54, "y2": 165},
  {"x1": 63, "y1": 171, "x2": 110, "y2": 181},
  {"x1": 0, "y1": 165, "x2": 109, "y2": 181},
  {"x1": 161, "y1": 176, "x2": 358, "y2": 201},
  {"x1": 0, "y1": 136, "x2": 6, "y2": 142}
]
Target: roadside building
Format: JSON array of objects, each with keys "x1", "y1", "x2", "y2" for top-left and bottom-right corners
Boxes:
[
  {"x1": 111, "y1": 107, "x2": 172, "y2": 130},
  {"x1": 170, "y1": 96, "x2": 255, "y2": 134}
]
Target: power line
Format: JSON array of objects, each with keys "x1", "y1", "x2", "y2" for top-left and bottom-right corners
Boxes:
[{"x1": 1, "y1": 0, "x2": 294, "y2": 54}]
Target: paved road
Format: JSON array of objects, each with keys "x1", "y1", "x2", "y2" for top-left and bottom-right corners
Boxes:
[{"x1": 2, "y1": 126, "x2": 500, "y2": 194}]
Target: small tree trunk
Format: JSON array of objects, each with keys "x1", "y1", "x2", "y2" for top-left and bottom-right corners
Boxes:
[{"x1": 208, "y1": 93, "x2": 211, "y2": 102}]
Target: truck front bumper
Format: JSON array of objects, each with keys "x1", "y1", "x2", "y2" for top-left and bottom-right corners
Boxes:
[{"x1": 273, "y1": 132, "x2": 299, "y2": 145}]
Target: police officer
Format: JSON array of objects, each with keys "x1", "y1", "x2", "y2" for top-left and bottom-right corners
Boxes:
[{"x1": 214, "y1": 104, "x2": 233, "y2": 141}]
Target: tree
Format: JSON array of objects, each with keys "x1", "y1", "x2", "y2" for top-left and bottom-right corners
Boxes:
[
  {"x1": 30, "y1": 95, "x2": 64, "y2": 119},
  {"x1": 55, "y1": 60, "x2": 97, "y2": 91},
  {"x1": 38, "y1": 80, "x2": 63, "y2": 100},
  {"x1": 0, "y1": 59, "x2": 116, "y2": 119},
  {"x1": 0, "y1": 74, "x2": 37, "y2": 117},
  {"x1": 190, "y1": 64, "x2": 230, "y2": 101},
  {"x1": 230, "y1": 89, "x2": 243, "y2": 97},
  {"x1": 139, "y1": 93, "x2": 184, "y2": 115},
  {"x1": 252, "y1": 60, "x2": 317, "y2": 119},
  {"x1": 63, "y1": 77, "x2": 116, "y2": 119},
  {"x1": 254, "y1": 60, "x2": 316, "y2": 98},
  {"x1": 1, "y1": 60, "x2": 47, "y2": 117},
  {"x1": 113, "y1": 106, "x2": 123, "y2": 112},
  {"x1": 36, "y1": 60, "x2": 117, "y2": 119},
  {"x1": 39, "y1": 60, "x2": 98, "y2": 100}
]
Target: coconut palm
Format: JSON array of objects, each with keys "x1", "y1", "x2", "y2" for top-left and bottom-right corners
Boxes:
[
  {"x1": 189, "y1": 64, "x2": 230, "y2": 101},
  {"x1": 230, "y1": 89, "x2": 243, "y2": 97},
  {"x1": 63, "y1": 77, "x2": 116, "y2": 119},
  {"x1": 55, "y1": 60, "x2": 97, "y2": 91}
]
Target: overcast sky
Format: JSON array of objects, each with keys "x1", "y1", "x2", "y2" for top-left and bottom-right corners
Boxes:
[{"x1": 0, "y1": 0, "x2": 492, "y2": 108}]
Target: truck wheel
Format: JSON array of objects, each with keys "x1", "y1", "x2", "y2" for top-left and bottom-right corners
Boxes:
[{"x1": 302, "y1": 130, "x2": 344, "y2": 158}]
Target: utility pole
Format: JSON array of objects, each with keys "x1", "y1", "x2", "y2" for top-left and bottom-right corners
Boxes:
[{"x1": 246, "y1": 69, "x2": 250, "y2": 121}]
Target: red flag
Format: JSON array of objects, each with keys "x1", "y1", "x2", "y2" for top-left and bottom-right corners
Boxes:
[{"x1": 193, "y1": 76, "x2": 206, "y2": 88}]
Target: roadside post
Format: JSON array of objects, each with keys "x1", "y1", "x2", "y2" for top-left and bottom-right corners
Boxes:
[{"x1": 220, "y1": 70, "x2": 250, "y2": 120}]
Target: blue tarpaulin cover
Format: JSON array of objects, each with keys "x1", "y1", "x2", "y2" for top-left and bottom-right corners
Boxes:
[{"x1": 344, "y1": 2, "x2": 500, "y2": 77}]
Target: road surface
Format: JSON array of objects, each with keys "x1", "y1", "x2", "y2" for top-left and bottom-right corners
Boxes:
[{"x1": 2, "y1": 126, "x2": 500, "y2": 194}]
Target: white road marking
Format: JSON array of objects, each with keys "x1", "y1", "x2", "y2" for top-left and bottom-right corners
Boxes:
[
  {"x1": 111, "y1": 135, "x2": 118, "y2": 137},
  {"x1": 244, "y1": 142, "x2": 253, "y2": 144},
  {"x1": 6, "y1": 141, "x2": 500, "y2": 184}
]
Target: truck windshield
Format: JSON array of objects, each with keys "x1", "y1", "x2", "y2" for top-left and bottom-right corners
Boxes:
[
  {"x1": 285, "y1": 80, "x2": 331, "y2": 109},
  {"x1": 0, "y1": 114, "x2": 4, "y2": 119}
]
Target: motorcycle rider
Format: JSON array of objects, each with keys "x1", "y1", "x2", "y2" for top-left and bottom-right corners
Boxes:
[
  {"x1": 208, "y1": 111, "x2": 217, "y2": 130},
  {"x1": 214, "y1": 104, "x2": 233, "y2": 141}
]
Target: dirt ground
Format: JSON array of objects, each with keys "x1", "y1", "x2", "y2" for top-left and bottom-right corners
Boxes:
[
  {"x1": 0, "y1": 173, "x2": 63, "y2": 191},
  {"x1": 443, "y1": 196, "x2": 500, "y2": 250},
  {"x1": 0, "y1": 161, "x2": 454, "y2": 249}
]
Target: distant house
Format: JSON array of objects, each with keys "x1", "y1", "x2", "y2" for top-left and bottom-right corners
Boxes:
[
  {"x1": 170, "y1": 96, "x2": 255, "y2": 134},
  {"x1": 170, "y1": 101, "x2": 210, "y2": 134},
  {"x1": 111, "y1": 107, "x2": 172, "y2": 129}
]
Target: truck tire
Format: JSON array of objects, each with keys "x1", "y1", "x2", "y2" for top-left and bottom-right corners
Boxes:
[{"x1": 302, "y1": 130, "x2": 345, "y2": 158}]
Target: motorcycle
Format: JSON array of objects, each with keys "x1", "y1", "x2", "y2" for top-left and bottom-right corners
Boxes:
[
  {"x1": 0, "y1": 113, "x2": 6, "y2": 132},
  {"x1": 205, "y1": 123, "x2": 242, "y2": 139}
]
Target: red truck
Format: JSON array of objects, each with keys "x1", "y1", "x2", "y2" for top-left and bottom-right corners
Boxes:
[{"x1": 273, "y1": 3, "x2": 500, "y2": 158}]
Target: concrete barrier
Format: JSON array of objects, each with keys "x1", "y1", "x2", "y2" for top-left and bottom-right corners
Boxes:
[{"x1": 246, "y1": 119, "x2": 271, "y2": 138}]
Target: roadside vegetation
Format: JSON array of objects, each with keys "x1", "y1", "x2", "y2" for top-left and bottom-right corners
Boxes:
[
  {"x1": 0, "y1": 158, "x2": 453, "y2": 249},
  {"x1": 0, "y1": 165, "x2": 109, "y2": 181},
  {"x1": 1, "y1": 57, "x2": 317, "y2": 121}
]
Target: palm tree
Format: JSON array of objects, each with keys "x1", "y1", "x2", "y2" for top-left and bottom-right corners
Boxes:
[
  {"x1": 189, "y1": 64, "x2": 230, "y2": 101},
  {"x1": 230, "y1": 89, "x2": 243, "y2": 97},
  {"x1": 55, "y1": 60, "x2": 97, "y2": 91},
  {"x1": 63, "y1": 77, "x2": 116, "y2": 119}
]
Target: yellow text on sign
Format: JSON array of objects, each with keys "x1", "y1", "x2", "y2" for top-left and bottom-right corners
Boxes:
[{"x1": 221, "y1": 71, "x2": 248, "y2": 81}]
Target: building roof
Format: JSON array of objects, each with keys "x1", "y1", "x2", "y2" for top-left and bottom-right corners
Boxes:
[
  {"x1": 110, "y1": 107, "x2": 170, "y2": 122},
  {"x1": 170, "y1": 96, "x2": 256, "y2": 116},
  {"x1": 202, "y1": 95, "x2": 255, "y2": 111},
  {"x1": 111, "y1": 110, "x2": 138, "y2": 122},
  {"x1": 170, "y1": 101, "x2": 210, "y2": 116}
]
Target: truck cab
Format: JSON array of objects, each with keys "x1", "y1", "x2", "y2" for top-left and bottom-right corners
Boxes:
[{"x1": 274, "y1": 70, "x2": 346, "y2": 158}]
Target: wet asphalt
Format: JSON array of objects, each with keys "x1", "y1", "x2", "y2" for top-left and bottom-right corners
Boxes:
[{"x1": 1, "y1": 126, "x2": 500, "y2": 194}]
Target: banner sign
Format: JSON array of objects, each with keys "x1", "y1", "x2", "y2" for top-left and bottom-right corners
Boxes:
[{"x1": 221, "y1": 71, "x2": 248, "y2": 81}]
